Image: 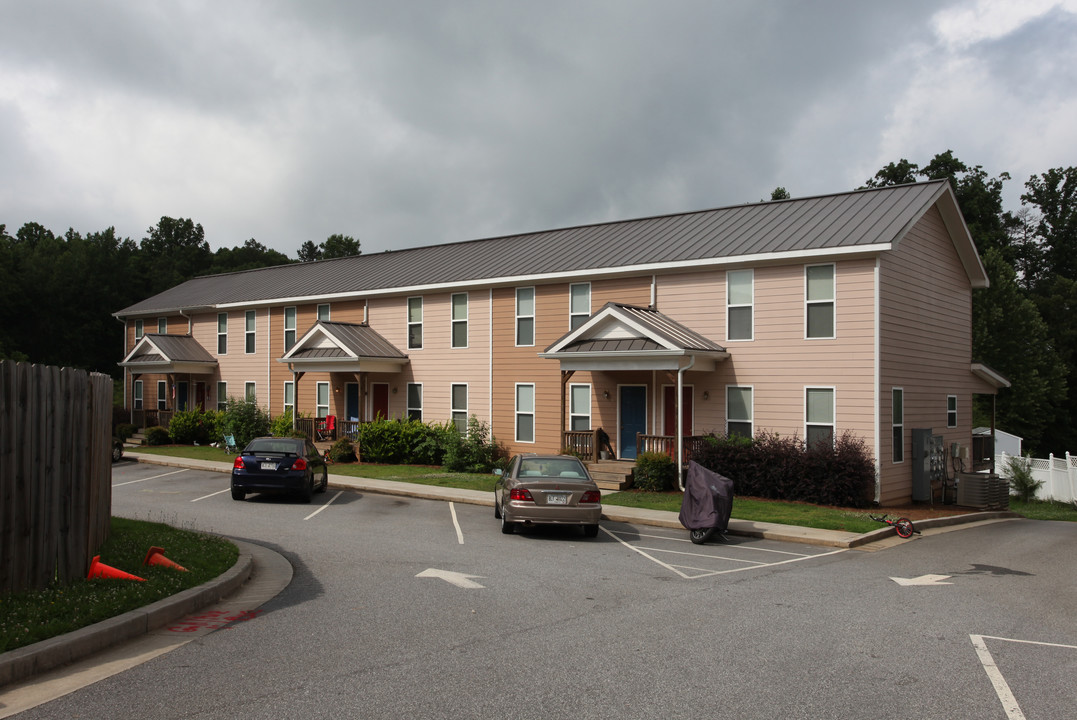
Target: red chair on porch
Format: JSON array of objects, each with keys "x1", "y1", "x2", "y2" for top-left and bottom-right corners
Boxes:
[{"x1": 316, "y1": 415, "x2": 336, "y2": 442}]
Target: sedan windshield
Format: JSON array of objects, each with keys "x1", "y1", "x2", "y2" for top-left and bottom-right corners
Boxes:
[{"x1": 518, "y1": 458, "x2": 586, "y2": 479}]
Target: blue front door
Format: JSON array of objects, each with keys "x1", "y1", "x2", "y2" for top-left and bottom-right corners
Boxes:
[
  {"x1": 346, "y1": 383, "x2": 359, "y2": 421},
  {"x1": 619, "y1": 386, "x2": 647, "y2": 460}
]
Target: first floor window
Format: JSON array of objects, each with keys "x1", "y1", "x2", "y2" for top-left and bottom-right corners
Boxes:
[
  {"x1": 516, "y1": 383, "x2": 535, "y2": 443},
  {"x1": 316, "y1": 382, "x2": 330, "y2": 418},
  {"x1": 407, "y1": 383, "x2": 423, "y2": 421},
  {"x1": 806, "y1": 387, "x2": 835, "y2": 449},
  {"x1": 157, "y1": 381, "x2": 167, "y2": 410},
  {"x1": 451, "y1": 384, "x2": 468, "y2": 435},
  {"x1": 947, "y1": 395, "x2": 957, "y2": 428},
  {"x1": 245, "y1": 382, "x2": 256, "y2": 403},
  {"x1": 216, "y1": 382, "x2": 227, "y2": 411},
  {"x1": 284, "y1": 381, "x2": 295, "y2": 417},
  {"x1": 569, "y1": 384, "x2": 591, "y2": 431},
  {"x1": 727, "y1": 386, "x2": 753, "y2": 438},
  {"x1": 892, "y1": 388, "x2": 904, "y2": 463},
  {"x1": 133, "y1": 380, "x2": 143, "y2": 410}
]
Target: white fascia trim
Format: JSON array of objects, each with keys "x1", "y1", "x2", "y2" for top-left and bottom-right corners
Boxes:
[{"x1": 212, "y1": 243, "x2": 895, "y2": 311}]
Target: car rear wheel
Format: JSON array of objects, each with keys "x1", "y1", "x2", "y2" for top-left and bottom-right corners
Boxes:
[
  {"x1": 500, "y1": 508, "x2": 514, "y2": 534},
  {"x1": 690, "y1": 527, "x2": 715, "y2": 545},
  {"x1": 231, "y1": 486, "x2": 245, "y2": 501},
  {"x1": 317, "y1": 469, "x2": 328, "y2": 493},
  {"x1": 583, "y1": 524, "x2": 599, "y2": 538},
  {"x1": 300, "y1": 476, "x2": 313, "y2": 503}
]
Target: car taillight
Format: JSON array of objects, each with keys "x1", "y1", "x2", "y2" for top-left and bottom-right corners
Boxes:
[
  {"x1": 233, "y1": 457, "x2": 245, "y2": 470},
  {"x1": 293, "y1": 457, "x2": 308, "y2": 471},
  {"x1": 580, "y1": 490, "x2": 601, "y2": 504},
  {"x1": 510, "y1": 488, "x2": 534, "y2": 502}
]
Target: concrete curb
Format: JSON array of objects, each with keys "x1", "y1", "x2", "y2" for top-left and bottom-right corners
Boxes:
[{"x1": 0, "y1": 541, "x2": 253, "y2": 689}]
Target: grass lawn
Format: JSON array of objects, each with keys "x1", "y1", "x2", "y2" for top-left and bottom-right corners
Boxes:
[{"x1": 0, "y1": 517, "x2": 238, "y2": 653}]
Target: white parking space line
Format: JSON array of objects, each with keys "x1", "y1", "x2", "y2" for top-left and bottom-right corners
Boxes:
[
  {"x1": 449, "y1": 502, "x2": 465, "y2": 544},
  {"x1": 112, "y1": 469, "x2": 187, "y2": 487},
  {"x1": 970, "y1": 634, "x2": 1077, "y2": 720},
  {"x1": 604, "y1": 526, "x2": 846, "y2": 579},
  {"x1": 192, "y1": 489, "x2": 230, "y2": 502},
  {"x1": 304, "y1": 491, "x2": 345, "y2": 520}
]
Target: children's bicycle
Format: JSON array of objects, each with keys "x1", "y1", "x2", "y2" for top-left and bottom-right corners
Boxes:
[{"x1": 869, "y1": 514, "x2": 920, "y2": 538}]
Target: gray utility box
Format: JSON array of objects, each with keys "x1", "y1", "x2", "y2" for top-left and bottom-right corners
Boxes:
[
  {"x1": 956, "y1": 473, "x2": 1010, "y2": 510},
  {"x1": 911, "y1": 429, "x2": 945, "y2": 502}
]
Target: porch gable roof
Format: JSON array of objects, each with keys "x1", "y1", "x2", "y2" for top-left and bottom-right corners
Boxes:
[
  {"x1": 279, "y1": 321, "x2": 408, "y2": 373},
  {"x1": 539, "y1": 303, "x2": 728, "y2": 371},
  {"x1": 119, "y1": 334, "x2": 218, "y2": 374}
]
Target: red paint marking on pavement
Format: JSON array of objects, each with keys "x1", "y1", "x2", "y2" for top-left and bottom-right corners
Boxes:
[{"x1": 167, "y1": 609, "x2": 263, "y2": 633}]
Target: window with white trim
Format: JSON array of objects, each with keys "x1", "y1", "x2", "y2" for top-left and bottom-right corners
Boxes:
[
  {"x1": 216, "y1": 382, "x2": 227, "y2": 411},
  {"x1": 516, "y1": 287, "x2": 535, "y2": 346},
  {"x1": 217, "y1": 313, "x2": 227, "y2": 355},
  {"x1": 947, "y1": 395, "x2": 957, "y2": 428},
  {"x1": 451, "y1": 384, "x2": 468, "y2": 435},
  {"x1": 134, "y1": 319, "x2": 144, "y2": 340},
  {"x1": 245, "y1": 310, "x2": 256, "y2": 354},
  {"x1": 317, "y1": 304, "x2": 330, "y2": 322},
  {"x1": 893, "y1": 388, "x2": 904, "y2": 463},
  {"x1": 245, "y1": 382, "x2": 256, "y2": 403},
  {"x1": 726, "y1": 386, "x2": 753, "y2": 438},
  {"x1": 157, "y1": 317, "x2": 167, "y2": 334},
  {"x1": 284, "y1": 307, "x2": 297, "y2": 351},
  {"x1": 408, "y1": 297, "x2": 423, "y2": 349},
  {"x1": 569, "y1": 384, "x2": 591, "y2": 431},
  {"x1": 806, "y1": 264, "x2": 835, "y2": 339},
  {"x1": 133, "y1": 380, "x2": 143, "y2": 410},
  {"x1": 806, "y1": 387, "x2": 835, "y2": 448},
  {"x1": 157, "y1": 381, "x2": 167, "y2": 410},
  {"x1": 569, "y1": 283, "x2": 590, "y2": 331},
  {"x1": 284, "y1": 381, "x2": 294, "y2": 417},
  {"x1": 516, "y1": 383, "x2": 535, "y2": 442},
  {"x1": 451, "y1": 293, "x2": 468, "y2": 348},
  {"x1": 407, "y1": 383, "x2": 422, "y2": 421},
  {"x1": 316, "y1": 382, "x2": 330, "y2": 418},
  {"x1": 727, "y1": 270, "x2": 754, "y2": 341}
]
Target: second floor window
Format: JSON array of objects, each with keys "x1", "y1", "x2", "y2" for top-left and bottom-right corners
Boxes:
[
  {"x1": 569, "y1": 283, "x2": 590, "y2": 330},
  {"x1": 451, "y1": 293, "x2": 468, "y2": 348},
  {"x1": 217, "y1": 313, "x2": 227, "y2": 355},
  {"x1": 806, "y1": 264, "x2": 835, "y2": 339},
  {"x1": 947, "y1": 395, "x2": 958, "y2": 428},
  {"x1": 134, "y1": 319, "x2": 144, "y2": 340},
  {"x1": 408, "y1": 297, "x2": 423, "y2": 349},
  {"x1": 245, "y1": 310, "x2": 256, "y2": 353},
  {"x1": 158, "y1": 317, "x2": 167, "y2": 334},
  {"x1": 727, "y1": 270, "x2": 753, "y2": 341},
  {"x1": 516, "y1": 287, "x2": 535, "y2": 346},
  {"x1": 317, "y1": 304, "x2": 330, "y2": 322},
  {"x1": 284, "y1": 307, "x2": 297, "y2": 351}
]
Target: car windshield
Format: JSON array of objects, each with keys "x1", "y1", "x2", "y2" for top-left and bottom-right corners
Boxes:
[
  {"x1": 245, "y1": 439, "x2": 300, "y2": 456},
  {"x1": 518, "y1": 458, "x2": 586, "y2": 479}
]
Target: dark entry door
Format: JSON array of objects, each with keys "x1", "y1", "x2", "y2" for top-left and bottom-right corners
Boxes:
[
  {"x1": 372, "y1": 383, "x2": 389, "y2": 420},
  {"x1": 345, "y1": 383, "x2": 359, "y2": 421},
  {"x1": 619, "y1": 386, "x2": 647, "y2": 460},
  {"x1": 176, "y1": 382, "x2": 189, "y2": 412}
]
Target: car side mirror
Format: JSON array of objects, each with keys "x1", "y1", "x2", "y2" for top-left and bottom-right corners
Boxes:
[{"x1": 493, "y1": 469, "x2": 503, "y2": 476}]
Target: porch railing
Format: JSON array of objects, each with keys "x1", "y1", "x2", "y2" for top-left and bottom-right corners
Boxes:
[
  {"x1": 637, "y1": 434, "x2": 709, "y2": 463},
  {"x1": 132, "y1": 409, "x2": 174, "y2": 430},
  {"x1": 563, "y1": 430, "x2": 599, "y2": 462}
]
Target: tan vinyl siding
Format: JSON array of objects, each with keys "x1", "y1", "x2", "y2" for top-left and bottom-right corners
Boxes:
[{"x1": 878, "y1": 206, "x2": 978, "y2": 503}]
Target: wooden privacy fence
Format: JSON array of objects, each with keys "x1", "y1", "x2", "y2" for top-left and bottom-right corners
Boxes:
[{"x1": 0, "y1": 361, "x2": 113, "y2": 594}]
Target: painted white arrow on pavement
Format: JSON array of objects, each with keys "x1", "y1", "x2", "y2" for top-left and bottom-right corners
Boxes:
[
  {"x1": 890, "y1": 574, "x2": 953, "y2": 586},
  {"x1": 416, "y1": 568, "x2": 486, "y2": 589}
]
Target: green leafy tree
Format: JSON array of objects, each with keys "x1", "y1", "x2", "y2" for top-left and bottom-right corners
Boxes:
[
  {"x1": 769, "y1": 186, "x2": 790, "y2": 201},
  {"x1": 320, "y1": 233, "x2": 361, "y2": 259},
  {"x1": 297, "y1": 240, "x2": 322, "y2": 262},
  {"x1": 1021, "y1": 167, "x2": 1077, "y2": 287},
  {"x1": 209, "y1": 238, "x2": 293, "y2": 274},
  {"x1": 863, "y1": 159, "x2": 919, "y2": 188}
]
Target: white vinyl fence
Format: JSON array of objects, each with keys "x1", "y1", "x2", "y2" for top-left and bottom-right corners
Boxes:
[{"x1": 997, "y1": 452, "x2": 1077, "y2": 505}]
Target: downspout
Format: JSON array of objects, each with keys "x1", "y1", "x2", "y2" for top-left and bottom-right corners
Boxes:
[
  {"x1": 677, "y1": 354, "x2": 696, "y2": 490},
  {"x1": 873, "y1": 258, "x2": 881, "y2": 504}
]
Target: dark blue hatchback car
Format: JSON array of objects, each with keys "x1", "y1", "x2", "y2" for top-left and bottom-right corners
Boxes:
[{"x1": 231, "y1": 436, "x2": 328, "y2": 503}]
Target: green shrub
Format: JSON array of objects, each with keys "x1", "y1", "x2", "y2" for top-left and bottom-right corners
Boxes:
[
  {"x1": 442, "y1": 416, "x2": 502, "y2": 473},
  {"x1": 329, "y1": 436, "x2": 358, "y2": 463},
  {"x1": 115, "y1": 423, "x2": 138, "y2": 442},
  {"x1": 1006, "y1": 454, "x2": 1043, "y2": 502},
  {"x1": 270, "y1": 408, "x2": 298, "y2": 438},
  {"x1": 144, "y1": 425, "x2": 170, "y2": 446},
  {"x1": 635, "y1": 451, "x2": 676, "y2": 492},
  {"x1": 357, "y1": 417, "x2": 407, "y2": 463},
  {"x1": 221, "y1": 396, "x2": 271, "y2": 448},
  {"x1": 168, "y1": 409, "x2": 211, "y2": 445}
]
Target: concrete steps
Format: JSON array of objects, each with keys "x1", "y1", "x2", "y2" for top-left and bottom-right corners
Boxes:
[{"x1": 586, "y1": 459, "x2": 635, "y2": 491}]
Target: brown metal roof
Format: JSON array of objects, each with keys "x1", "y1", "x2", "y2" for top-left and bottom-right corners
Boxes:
[
  {"x1": 281, "y1": 321, "x2": 406, "y2": 362},
  {"x1": 116, "y1": 181, "x2": 957, "y2": 317}
]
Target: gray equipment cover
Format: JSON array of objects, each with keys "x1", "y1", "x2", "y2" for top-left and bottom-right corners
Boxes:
[{"x1": 678, "y1": 461, "x2": 734, "y2": 532}]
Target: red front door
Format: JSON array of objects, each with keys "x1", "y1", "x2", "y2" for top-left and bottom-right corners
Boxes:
[
  {"x1": 663, "y1": 386, "x2": 693, "y2": 436},
  {"x1": 372, "y1": 383, "x2": 390, "y2": 420}
]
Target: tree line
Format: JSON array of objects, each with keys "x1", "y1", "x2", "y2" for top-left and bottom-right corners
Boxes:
[
  {"x1": 0, "y1": 219, "x2": 359, "y2": 383},
  {"x1": 2, "y1": 154, "x2": 1075, "y2": 454}
]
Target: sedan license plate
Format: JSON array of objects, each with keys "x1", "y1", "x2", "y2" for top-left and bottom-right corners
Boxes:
[
  {"x1": 260, "y1": 461, "x2": 277, "y2": 470},
  {"x1": 547, "y1": 493, "x2": 569, "y2": 505}
]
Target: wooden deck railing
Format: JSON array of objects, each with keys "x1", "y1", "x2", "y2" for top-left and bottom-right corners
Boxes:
[
  {"x1": 132, "y1": 409, "x2": 174, "y2": 430},
  {"x1": 636, "y1": 434, "x2": 708, "y2": 462},
  {"x1": 562, "y1": 430, "x2": 600, "y2": 461}
]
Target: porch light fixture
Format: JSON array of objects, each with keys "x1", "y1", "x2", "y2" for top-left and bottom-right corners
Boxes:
[
  {"x1": 702, "y1": 391, "x2": 709, "y2": 400},
  {"x1": 602, "y1": 390, "x2": 610, "y2": 400}
]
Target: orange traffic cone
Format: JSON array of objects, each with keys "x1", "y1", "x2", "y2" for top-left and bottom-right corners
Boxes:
[
  {"x1": 87, "y1": 555, "x2": 146, "y2": 581},
  {"x1": 143, "y1": 546, "x2": 187, "y2": 572}
]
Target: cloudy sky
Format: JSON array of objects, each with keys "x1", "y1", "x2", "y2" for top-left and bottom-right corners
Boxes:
[{"x1": 2, "y1": 0, "x2": 1075, "y2": 257}]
